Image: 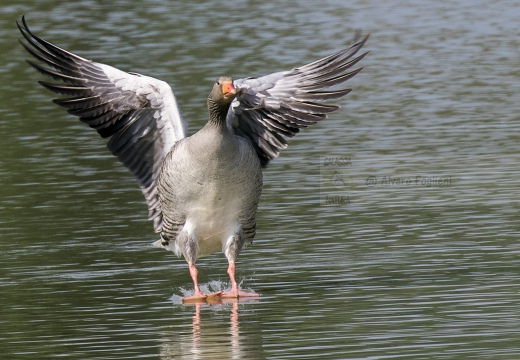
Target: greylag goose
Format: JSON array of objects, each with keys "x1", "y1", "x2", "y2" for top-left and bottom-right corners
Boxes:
[{"x1": 18, "y1": 16, "x2": 368, "y2": 301}]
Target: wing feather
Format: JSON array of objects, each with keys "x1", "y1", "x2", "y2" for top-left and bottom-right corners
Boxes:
[
  {"x1": 18, "y1": 16, "x2": 187, "y2": 232},
  {"x1": 228, "y1": 33, "x2": 368, "y2": 167}
]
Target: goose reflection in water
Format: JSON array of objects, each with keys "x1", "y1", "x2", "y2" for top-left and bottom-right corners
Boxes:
[{"x1": 158, "y1": 298, "x2": 264, "y2": 359}]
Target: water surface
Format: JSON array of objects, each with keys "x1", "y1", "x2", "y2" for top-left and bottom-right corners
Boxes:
[{"x1": 1, "y1": 1, "x2": 519, "y2": 359}]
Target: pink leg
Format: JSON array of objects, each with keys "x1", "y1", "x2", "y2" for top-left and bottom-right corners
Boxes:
[
  {"x1": 221, "y1": 262, "x2": 259, "y2": 298},
  {"x1": 182, "y1": 263, "x2": 206, "y2": 302},
  {"x1": 182, "y1": 263, "x2": 222, "y2": 303}
]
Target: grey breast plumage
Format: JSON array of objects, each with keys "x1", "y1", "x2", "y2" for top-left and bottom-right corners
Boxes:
[{"x1": 157, "y1": 123, "x2": 263, "y2": 260}]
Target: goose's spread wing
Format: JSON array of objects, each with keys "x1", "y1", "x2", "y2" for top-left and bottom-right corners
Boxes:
[
  {"x1": 18, "y1": 16, "x2": 187, "y2": 232},
  {"x1": 228, "y1": 33, "x2": 368, "y2": 167}
]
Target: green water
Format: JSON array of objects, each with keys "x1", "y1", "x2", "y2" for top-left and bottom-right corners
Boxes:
[{"x1": 1, "y1": 1, "x2": 519, "y2": 359}]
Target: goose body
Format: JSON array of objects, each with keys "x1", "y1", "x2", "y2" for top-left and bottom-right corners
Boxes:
[
  {"x1": 18, "y1": 16, "x2": 368, "y2": 301},
  {"x1": 158, "y1": 106, "x2": 263, "y2": 260}
]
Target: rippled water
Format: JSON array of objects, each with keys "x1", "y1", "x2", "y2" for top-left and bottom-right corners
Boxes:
[{"x1": 1, "y1": 1, "x2": 519, "y2": 359}]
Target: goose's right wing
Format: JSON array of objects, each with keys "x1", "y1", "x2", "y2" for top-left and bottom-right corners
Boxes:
[{"x1": 18, "y1": 16, "x2": 187, "y2": 232}]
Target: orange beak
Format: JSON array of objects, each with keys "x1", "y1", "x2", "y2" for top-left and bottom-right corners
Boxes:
[{"x1": 221, "y1": 81, "x2": 236, "y2": 97}]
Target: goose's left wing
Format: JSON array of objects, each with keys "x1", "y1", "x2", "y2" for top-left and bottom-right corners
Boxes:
[{"x1": 228, "y1": 33, "x2": 368, "y2": 167}]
